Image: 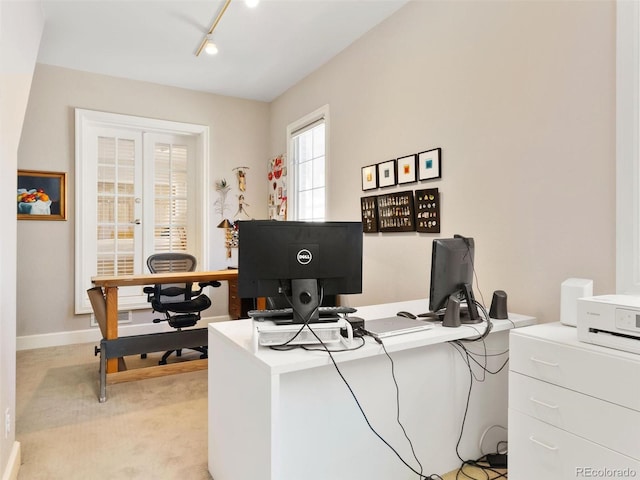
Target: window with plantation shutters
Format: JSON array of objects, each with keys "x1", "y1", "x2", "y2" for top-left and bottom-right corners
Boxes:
[
  {"x1": 75, "y1": 110, "x2": 209, "y2": 315},
  {"x1": 152, "y1": 142, "x2": 189, "y2": 253},
  {"x1": 96, "y1": 135, "x2": 140, "y2": 277}
]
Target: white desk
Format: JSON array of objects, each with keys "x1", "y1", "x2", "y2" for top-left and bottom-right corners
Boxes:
[{"x1": 208, "y1": 299, "x2": 535, "y2": 480}]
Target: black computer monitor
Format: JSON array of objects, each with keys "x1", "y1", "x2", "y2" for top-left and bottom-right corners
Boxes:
[
  {"x1": 429, "y1": 235, "x2": 481, "y2": 324},
  {"x1": 238, "y1": 220, "x2": 363, "y2": 324}
]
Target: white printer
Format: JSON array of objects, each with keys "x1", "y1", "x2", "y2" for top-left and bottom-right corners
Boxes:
[{"x1": 577, "y1": 294, "x2": 640, "y2": 354}]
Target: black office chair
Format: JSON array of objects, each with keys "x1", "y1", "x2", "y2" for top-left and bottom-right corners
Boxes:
[{"x1": 144, "y1": 252, "x2": 220, "y2": 365}]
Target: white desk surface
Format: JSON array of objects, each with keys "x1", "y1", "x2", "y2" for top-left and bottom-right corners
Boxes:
[{"x1": 209, "y1": 298, "x2": 536, "y2": 375}]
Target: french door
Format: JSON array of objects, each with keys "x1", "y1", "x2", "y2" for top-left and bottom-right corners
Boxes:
[{"x1": 75, "y1": 109, "x2": 208, "y2": 314}]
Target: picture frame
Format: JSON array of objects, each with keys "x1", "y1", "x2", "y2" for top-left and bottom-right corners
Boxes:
[
  {"x1": 377, "y1": 159, "x2": 397, "y2": 188},
  {"x1": 17, "y1": 170, "x2": 67, "y2": 221},
  {"x1": 417, "y1": 148, "x2": 442, "y2": 181},
  {"x1": 360, "y1": 195, "x2": 379, "y2": 233},
  {"x1": 361, "y1": 165, "x2": 378, "y2": 191},
  {"x1": 414, "y1": 188, "x2": 441, "y2": 233},
  {"x1": 376, "y1": 190, "x2": 416, "y2": 232},
  {"x1": 396, "y1": 154, "x2": 417, "y2": 185}
]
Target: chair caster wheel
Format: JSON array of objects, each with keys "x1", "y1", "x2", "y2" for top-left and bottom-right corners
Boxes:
[
  {"x1": 159, "y1": 360, "x2": 167, "y2": 365},
  {"x1": 200, "y1": 354, "x2": 207, "y2": 359},
  {"x1": 141, "y1": 353, "x2": 147, "y2": 359}
]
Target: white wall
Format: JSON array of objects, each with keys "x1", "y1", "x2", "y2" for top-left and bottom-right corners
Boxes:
[
  {"x1": 269, "y1": 0, "x2": 616, "y2": 323},
  {"x1": 0, "y1": 0, "x2": 44, "y2": 474},
  {"x1": 17, "y1": 65, "x2": 270, "y2": 339}
]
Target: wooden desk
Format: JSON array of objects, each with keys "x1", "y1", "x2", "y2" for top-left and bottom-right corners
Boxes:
[{"x1": 91, "y1": 269, "x2": 239, "y2": 402}]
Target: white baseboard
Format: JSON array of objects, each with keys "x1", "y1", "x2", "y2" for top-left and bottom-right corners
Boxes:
[
  {"x1": 16, "y1": 315, "x2": 231, "y2": 351},
  {"x1": 1, "y1": 441, "x2": 20, "y2": 480}
]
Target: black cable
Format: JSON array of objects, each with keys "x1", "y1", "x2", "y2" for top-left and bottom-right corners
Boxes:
[
  {"x1": 453, "y1": 345, "x2": 474, "y2": 464},
  {"x1": 263, "y1": 285, "x2": 439, "y2": 477},
  {"x1": 447, "y1": 249, "x2": 510, "y2": 480},
  {"x1": 455, "y1": 456, "x2": 508, "y2": 480},
  {"x1": 459, "y1": 302, "x2": 492, "y2": 342},
  {"x1": 268, "y1": 282, "x2": 324, "y2": 349},
  {"x1": 300, "y1": 334, "x2": 367, "y2": 352},
  {"x1": 377, "y1": 338, "x2": 424, "y2": 479},
  {"x1": 302, "y1": 325, "x2": 442, "y2": 480}
]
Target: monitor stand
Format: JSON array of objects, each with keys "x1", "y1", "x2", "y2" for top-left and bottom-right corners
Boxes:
[
  {"x1": 458, "y1": 283, "x2": 481, "y2": 324},
  {"x1": 291, "y1": 278, "x2": 320, "y2": 324},
  {"x1": 419, "y1": 283, "x2": 482, "y2": 326}
]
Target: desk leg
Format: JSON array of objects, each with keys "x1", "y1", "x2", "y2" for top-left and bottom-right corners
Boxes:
[
  {"x1": 104, "y1": 286, "x2": 119, "y2": 374},
  {"x1": 99, "y1": 338, "x2": 107, "y2": 403}
]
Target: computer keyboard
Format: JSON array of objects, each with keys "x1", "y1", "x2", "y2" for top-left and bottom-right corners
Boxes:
[{"x1": 248, "y1": 305, "x2": 357, "y2": 319}]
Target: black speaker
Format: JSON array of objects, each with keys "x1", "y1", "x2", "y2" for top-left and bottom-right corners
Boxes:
[
  {"x1": 489, "y1": 290, "x2": 508, "y2": 319},
  {"x1": 442, "y1": 295, "x2": 461, "y2": 327}
]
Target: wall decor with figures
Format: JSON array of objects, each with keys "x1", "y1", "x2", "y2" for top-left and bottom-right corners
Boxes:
[
  {"x1": 359, "y1": 146, "x2": 442, "y2": 234},
  {"x1": 268, "y1": 154, "x2": 287, "y2": 220},
  {"x1": 214, "y1": 166, "x2": 253, "y2": 260}
]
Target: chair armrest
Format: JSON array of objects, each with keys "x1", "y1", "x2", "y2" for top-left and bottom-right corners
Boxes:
[
  {"x1": 198, "y1": 281, "x2": 221, "y2": 289},
  {"x1": 143, "y1": 286, "x2": 155, "y2": 294}
]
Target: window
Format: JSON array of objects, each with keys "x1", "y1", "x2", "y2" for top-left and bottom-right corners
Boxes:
[
  {"x1": 287, "y1": 105, "x2": 328, "y2": 221},
  {"x1": 616, "y1": 2, "x2": 640, "y2": 293},
  {"x1": 75, "y1": 110, "x2": 209, "y2": 314}
]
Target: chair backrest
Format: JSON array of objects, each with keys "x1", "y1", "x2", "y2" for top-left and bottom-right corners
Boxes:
[
  {"x1": 147, "y1": 252, "x2": 197, "y2": 273},
  {"x1": 147, "y1": 253, "x2": 197, "y2": 304}
]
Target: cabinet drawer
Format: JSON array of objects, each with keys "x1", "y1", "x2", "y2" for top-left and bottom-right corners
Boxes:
[
  {"x1": 510, "y1": 372, "x2": 640, "y2": 460},
  {"x1": 510, "y1": 330, "x2": 640, "y2": 411},
  {"x1": 508, "y1": 409, "x2": 640, "y2": 480}
]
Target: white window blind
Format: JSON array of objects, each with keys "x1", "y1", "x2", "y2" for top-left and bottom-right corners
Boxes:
[
  {"x1": 96, "y1": 136, "x2": 138, "y2": 276},
  {"x1": 153, "y1": 142, "x2": 189, "y2": 253}
]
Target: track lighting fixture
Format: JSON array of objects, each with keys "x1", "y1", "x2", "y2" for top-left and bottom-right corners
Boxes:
[{"x1": 195, "y1": 0, "x2": 260, "y2": 57}]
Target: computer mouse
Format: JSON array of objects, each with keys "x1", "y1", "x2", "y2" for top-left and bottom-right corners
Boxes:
[{"x1": 396, "y1": 311, "x2": 417, "y2": 319}]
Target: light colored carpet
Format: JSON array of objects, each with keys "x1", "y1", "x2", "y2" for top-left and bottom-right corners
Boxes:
[
  {"x1": 16, "y1": 343, "x2": 212, "y2": 480},
  {"x1": 16, "y1": 343, "x2": 506, "y2": 480}
]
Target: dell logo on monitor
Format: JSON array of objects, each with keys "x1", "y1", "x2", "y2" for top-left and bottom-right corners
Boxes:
[{"x1": 296, "y1": 249, "x2": 313, "y2": 265}]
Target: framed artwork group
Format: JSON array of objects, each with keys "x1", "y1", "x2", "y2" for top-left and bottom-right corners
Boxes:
[
  {"x1": 361, "y1": 147, "x2": 441, "y2": 191},
  {"x1": 360, "y1": 187, "x2": 440, "y2": 234}
]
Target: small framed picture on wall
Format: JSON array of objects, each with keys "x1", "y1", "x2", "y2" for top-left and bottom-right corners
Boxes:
[
  {"x1": 361, "y1": 165, "x2": 378, "y2": 191},
  {"x1": 396, "y1": 154, "x2": 417, "y2": 185},
  {"x1": 418, "y1": 148, "x2": 442, "y2": 181},
  {"x1": 377, "y1": 160, "x2": 396, "y2": 188}
]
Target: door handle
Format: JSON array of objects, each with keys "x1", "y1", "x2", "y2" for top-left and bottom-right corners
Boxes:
[{"x1": 131, "y1": 219, "x2": 141, "y2": 225}]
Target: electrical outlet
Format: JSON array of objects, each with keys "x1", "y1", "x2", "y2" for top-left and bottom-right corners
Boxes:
[{"x1": 4, "y1": 408, "x2": 10, "y2": 438}]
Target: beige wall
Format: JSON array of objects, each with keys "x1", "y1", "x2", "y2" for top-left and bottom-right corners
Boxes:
[
  {"x1": 17, "y1": 64, "x2": 270, "y2": 337},
  {"x1": 17, "y1": 0, "x2": 617, "y2": 340},
  {"x1": 1, "y1": 0, "x2": 44, "y2": 473},
  {"x1": 270, "y1": 0, "x2": 616, "y2": 323}
]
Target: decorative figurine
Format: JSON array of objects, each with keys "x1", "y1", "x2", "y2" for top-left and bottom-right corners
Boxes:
[{"x1": 233, "y1": 166, "x2": 249, "y2": 192}]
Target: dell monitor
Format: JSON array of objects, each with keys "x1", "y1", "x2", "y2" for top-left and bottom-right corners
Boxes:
[
  {"x1": 238, "y1": 220, "x2": 363, "y2": 324},
  {"x1": 429, "y1": 235, "x2": 481, "y2": 324}
]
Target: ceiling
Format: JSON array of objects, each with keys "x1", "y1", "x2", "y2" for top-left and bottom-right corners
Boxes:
[{"x1": 37, "y1": 0, "x2": 410, "y2": 102}]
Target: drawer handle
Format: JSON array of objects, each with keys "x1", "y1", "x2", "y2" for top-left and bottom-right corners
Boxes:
[
  {"x1": 530, "y1": 357, "x2": 559, "y2": 367},
  {"x1": 529, "y1": 436, "x2": 558, "y2": 451},
  {"x1": 529, "y1": 397, "x2": 559, "y2": 409}
]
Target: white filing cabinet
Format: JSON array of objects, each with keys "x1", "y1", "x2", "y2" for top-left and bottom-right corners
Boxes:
[{"x1": 508, "y1": 323, "x2": 640, "y2": 479}]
